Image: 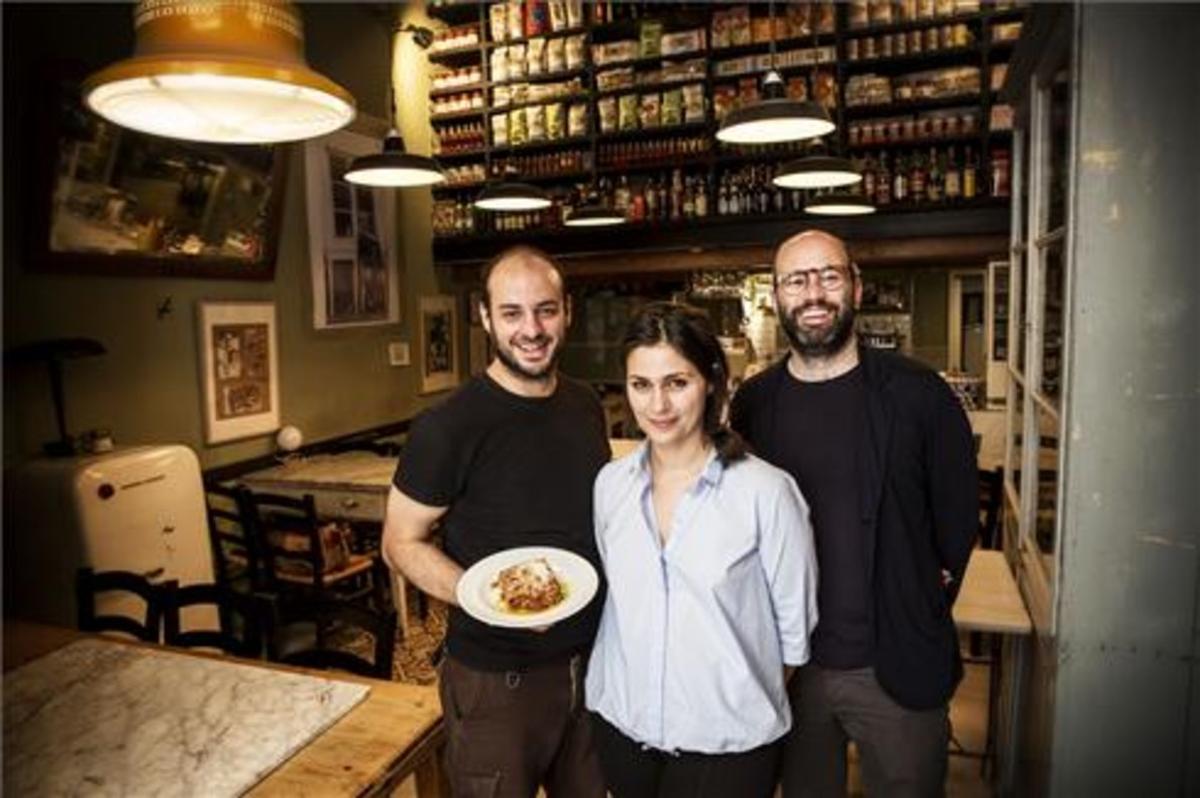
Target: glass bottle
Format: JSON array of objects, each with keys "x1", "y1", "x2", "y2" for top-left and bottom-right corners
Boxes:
[
  {"x1": 963, "y1": 146, "x2": 978, "y2": 199},
  {"x1": 944, "y1": 146, "x2": 961, "y2": 201},
  {"x1": 926, "y1": 146, "x2": 943, "y2": 203}
]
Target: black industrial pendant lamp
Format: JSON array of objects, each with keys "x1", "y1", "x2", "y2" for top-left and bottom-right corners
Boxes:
[
  {"x1": 775, "y1": 21, "x2": 861, "y2": 189},
  {"x1": 346, "y1": 25, "x2": 444, "y2": 188},
  {"x1": 474, "y1": 165, "x2": 551, "y2": 212},
  {"x1": 805, "y1": 191, "x2": 876, "y2": 215},
  {"x1": 565, "y1": 185, "x2": 624, "y2": 227},
  {"x1": 716, "y1": 0, "x2": 834, "y2": 145},
  {"x1": 774, "y1": 153, "x2": 863, "y2": 190}
]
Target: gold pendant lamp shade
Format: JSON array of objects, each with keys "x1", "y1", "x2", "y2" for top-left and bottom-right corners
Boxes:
[{"x1": 83, "y1": 0, "x2": 356, "y2": 144}]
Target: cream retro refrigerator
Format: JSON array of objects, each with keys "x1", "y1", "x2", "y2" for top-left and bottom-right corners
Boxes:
[{"x1": 5, "y1": 445, "x2": 217, "y2": 630}]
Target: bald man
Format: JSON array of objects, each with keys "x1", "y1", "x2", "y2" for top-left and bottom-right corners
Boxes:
[
  {"x1": 383, "y1": 245, "x2": 609, "y2": 798},
  {"x1": 730, "y1": 231, "x2": 977, "y2": 798}
]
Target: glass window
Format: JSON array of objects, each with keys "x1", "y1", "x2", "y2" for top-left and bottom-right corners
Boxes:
[
  {"x1": 1013, "y1": 250, "x2": 1027, "y2": 376},
  {"x1": 1032, "y1": 404, "x2": 1060, "y2": 574},
  {"x1": 992, "y1": 263, "x2": 1009, "y2": 362},
  {"x1": 1006, "y1": 377, "x2": 1024, "y2": 500},
  {"x1": 1048, "y1": 69, "x2": 1070, "y2": 232},
  {"x1": 1039, "y1": 245, "x2": 1064, "y2": 404}
]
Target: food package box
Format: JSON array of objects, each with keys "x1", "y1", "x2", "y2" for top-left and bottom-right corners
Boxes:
[
  {"x1": 816, "y1": 1, "x2": 835, "y2": 33},
  {"x1": 618, "y1": 93, "x2": 639, "y2": 131},
  {"x1": 491, "y1": 113, "x2": 510, "y2": 147},
  {"x1": 491, "y1": 47, "x2": 509, "y2": 83},
  {"x1": 490, "y1": 4, "x2": 509, "y2": 42},
  {"x1": 566, "y1": 0, "x2": 583, "y2": 28},
  {"x1": 507, "y1": 1, "x2": 523, "y2": 41},
  {"x1": 546, "y1": 102, "x2": 565, "y2": 139},
  {"x1": 596, "y1": 67, "x2": 634, "y2": 92},
  {"x1": 813, "y1": 70, "x2": 837, "y2": 108},
  {"x1": 639, "y1": 92, "x2": 661, "y2": 128},
  {"x1": 737, "y1": 76, "x2": 760, "y2": 106},
  {"x1": 568, "y1": 102, "x2": 589, "y2": 137},
  {"x1": 639, "y1": 19, "x2": 663, "y2": 58},
  {"x1": 661, "y1": 29, "x2": 705, "y2": 57},
  {"x1": 594, "y1": 40, "x2": 638, "y2": 66},
  {"x1": 711, "y1": 9, "x2": 730, "y2": 49},
  {"x1": 565, "y1": 34, "x2": 586, "y2": 69},
  {"x1": 848, "y1": 0, "x2": 869, "y2": 29},
  {"x1": 525, "y1": 1, "x2": 548, "y2": 37},
  {"x1": 525, "y1": 104, "x2": 546, "y2": 142},
  {"x1": 728, "y1": 5, "x2": 751, "y2": 45},
  {"x1": 527, "y1": 38, "x2": 546, "y2": 75},
  {"x1": 785, "y1": 3, "x2": 811, "y2": 38},
  {"x1": 510, "y1": 82, "x2": 530, "y2": 105},
  {"x1": 786, "y1": 76, "x2": 808, "y2": 101},
  {"x1": 752, "y1": 16, "x2": 773, "y2": 44},
  {"x1": 682, "y1": 82, "x2": 705, "y2": 123},
  {"x1": 712, "y1": 84, "x2": 737, "y2": 120},
  {"x1": 492, "y1": 85, "x2": 511, "y2": 107},
  {"x1": 508, "y1": 106, "x2": 528, "y2": 145},
  {"x1": 661, "y1": 57, "x2": 705, "y2": 83},
  {"x1": 661, "y1": 87, "x2": 683, "y2": 126},
  {"x1": 548, "y1": 0, "x2": 567, "y2": 32},
  {"x1": 508, "y1": 44, "x2": 527, "y2": 80},
  {"x1": 598, "y1": 97, "x2": 618, "y2": 133},
  {"x1": 547, "y1": 37, "x2": 566, "y2": 72}
]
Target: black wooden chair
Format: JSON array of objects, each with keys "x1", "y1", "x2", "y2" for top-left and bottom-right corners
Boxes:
[
  {"x1": 162, "y1": 582, "x2": 272, "y2": 659},
  {"x1": 75, "y1": 567, "x2": 164, "y2": 642},
  {"x1": 205, "y1": 483, "x2": 269, "y2": 592},
  {"x1": 267, "y1": 598, "x2": 397, "y2": 680},
  {"x1": 244, "y1": 490, "x2": 386, "y2": 611}
]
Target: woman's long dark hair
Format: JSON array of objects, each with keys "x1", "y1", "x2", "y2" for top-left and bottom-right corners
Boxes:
[{"x1": 621, "y1": 301, "x2": 748, "y2": 465}]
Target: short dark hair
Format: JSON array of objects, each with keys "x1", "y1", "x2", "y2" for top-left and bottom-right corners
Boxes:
[
  {"x1": 479, "y1": 245, "x2": 567, "y2": 309},
  {"x1": 621, "y1": 301, "x2": 748, "y2": 465}
]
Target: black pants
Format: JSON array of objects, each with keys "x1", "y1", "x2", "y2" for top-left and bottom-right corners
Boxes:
[{"x1": 591, "y1": 712, "x2": 782, "y2": 798}]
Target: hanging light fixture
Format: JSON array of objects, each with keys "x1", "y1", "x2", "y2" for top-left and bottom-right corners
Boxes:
[
  {"x1": 346, "y1": 25, "x2": 444, "y2": 188},
  {"x1": 474, "y1": 165, "x2": 551, "y2": 212},
  {"x1": 716, "y1": 0, "x2": 833, "y2": 145},
  {"x1": 805, "y1": 191, "x2": 876, "y2": 216},
  {"x1": 775, "y1": 18, "x2": 861, "y2": 189},
  {"x1": 564, "y1": 185, "x2": 624, "y2": 227},
  {"x1": 774, "y1": 154, "x2": 863, "y2": 189},
  {"x1": 83, "y1": 0, "x2": 355, "y2": 144}
]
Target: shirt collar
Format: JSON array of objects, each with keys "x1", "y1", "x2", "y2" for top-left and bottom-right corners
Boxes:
[{"x1": 628, "y1": 440, "x2": 725, "y2": 488}]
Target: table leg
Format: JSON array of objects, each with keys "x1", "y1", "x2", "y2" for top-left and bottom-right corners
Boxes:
[
  {"x1": 391, "y1": 571, "x2": 410, "y2": 638},
  {"x1": 997, "y1": 634, "x2": 1028, "y2": 796}
]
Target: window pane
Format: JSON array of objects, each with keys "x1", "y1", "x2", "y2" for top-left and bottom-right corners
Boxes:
[
  {"x1": 1017, "y1": 126, "x2": 1030, "y2": 241},
  {"x1": 993, "y1": 264, "x2": 1009, "y2": 362},
  {"x1": 1048, "y1": 68, "x2": 1070, "y2": 231},
  {"x1": 1006, "y1": 378, "x2": 1024, "y2": 501},
  {"x1": 1040, "y1": 246, "x2": 1064, "y2": 403},
  {"x1": 1013, "y1": 250, "x2": 1027, "y2": 375},
  {"x1": 1033, "y1": 404, "x2": 1060, "y2": 574}
]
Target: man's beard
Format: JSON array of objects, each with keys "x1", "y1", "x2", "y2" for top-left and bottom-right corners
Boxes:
[
  {"x1": 780, "y1": 300, "x2": 857, "y2": 359},
  {"x1": 492, "y1": 331, "x2": 560, "y2": 381}
]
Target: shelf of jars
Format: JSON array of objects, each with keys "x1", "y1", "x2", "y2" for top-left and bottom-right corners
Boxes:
[{"x1": 422, "y1": 1, "x2": 1023, "y2": 260}]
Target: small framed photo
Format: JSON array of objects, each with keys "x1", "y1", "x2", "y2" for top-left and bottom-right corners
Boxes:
[
  {"x1": 419, "y1": 295, "x2": 460, "y2": 395},
  {"x1": 197, "y1": 301, "x2": 280, "y2": 444}
]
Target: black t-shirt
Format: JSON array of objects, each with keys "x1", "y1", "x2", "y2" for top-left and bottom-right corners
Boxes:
[
  {"x1": 738, "y1": 364, "x2": 874, "y2": 669},
  {"x1": 393, "y1": 372, "x2": 610, "y2": 671}
]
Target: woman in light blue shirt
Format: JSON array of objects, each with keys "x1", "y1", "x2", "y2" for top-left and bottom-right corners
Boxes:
[{"x1": 586, "y1": 301, "x2": 819, "y2": 798}]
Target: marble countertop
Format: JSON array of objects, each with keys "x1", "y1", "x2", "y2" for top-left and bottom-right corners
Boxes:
[{"x1": 3, "y1": 639, "x2": 369, "y2": 797}]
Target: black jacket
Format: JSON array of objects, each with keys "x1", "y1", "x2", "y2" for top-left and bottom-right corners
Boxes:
[{"x1": 730, "y1": 346, "x2": 977, "y2": 709}]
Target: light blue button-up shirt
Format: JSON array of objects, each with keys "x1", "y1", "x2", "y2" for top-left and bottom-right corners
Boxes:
[{"x1": 585, "y1": 443, "x2": 819, "y2": 754}]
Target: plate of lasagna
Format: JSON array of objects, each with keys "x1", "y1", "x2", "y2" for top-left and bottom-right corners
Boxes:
[{"x1": 456, "y1": 546, "x2": 599, "y2": 629}]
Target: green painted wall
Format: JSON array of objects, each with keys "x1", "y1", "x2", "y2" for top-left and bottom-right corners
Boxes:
[{"x1": 2, "y1": 3, "x2": 449, "y2": 470}]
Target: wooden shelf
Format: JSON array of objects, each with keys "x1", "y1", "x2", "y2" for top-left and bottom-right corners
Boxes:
[
  {"x1": 845, "y1": 93, "x2": 983, "y2": 118},
  {"x1": 429, "y1": 108, "x2": 486, "y2": 123}
]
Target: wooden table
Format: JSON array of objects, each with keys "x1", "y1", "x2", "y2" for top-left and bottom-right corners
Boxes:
[
  {"x1": 3, "y1": 622, "x2": 445, "y2": 797},
  {"x1": 952, "y1": 550, "x2": 1033, "y2": 796}
]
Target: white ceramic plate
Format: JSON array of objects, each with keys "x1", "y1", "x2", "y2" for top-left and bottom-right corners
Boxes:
[{"x1": 456, "y1": 546, "x2": 599, "y2": 629}]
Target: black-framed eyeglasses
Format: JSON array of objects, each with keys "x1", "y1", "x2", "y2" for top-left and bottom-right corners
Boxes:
[{"x1": 775, "y1": 265, "x2": 853, "y2": 295}]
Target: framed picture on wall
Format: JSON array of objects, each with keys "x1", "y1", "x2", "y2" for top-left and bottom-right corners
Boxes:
[
  {"x1": 419, "y1": 295, "x2": 460, "y2": 394},
  {"x1": 197, "y1": 301, "x2": 280, "y2": 444},
  {"x1": 28, "y1": 66, "x2": 287, "y2": 279},
  {"x1": 304, "y1": 125, "x2": 401, "y2": 329}
]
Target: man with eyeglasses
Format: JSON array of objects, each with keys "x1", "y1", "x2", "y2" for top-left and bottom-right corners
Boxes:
[{"x1": 730, "y1": 230, "x2": 977, "y2": 798}]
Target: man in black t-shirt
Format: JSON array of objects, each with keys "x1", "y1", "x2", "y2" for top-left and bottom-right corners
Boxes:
[
  {"x1": 382, "y1": 245, "x2": 609, "y2": 798},
  {"x1": 731, "y1": 231, "x2": 977, "y2": 798}
]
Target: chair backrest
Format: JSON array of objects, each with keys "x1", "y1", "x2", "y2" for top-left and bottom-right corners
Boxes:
[
  {"x1": 205, "y1": 483, "x2": 268, "y2": 591},
  {"x1": 978, "y1": 467, "x2": 1004, "y2": 550},
  {"x1": 270, "y1": 598, "x2": 396, "y2": 680},
  {"x1": 244, "y1": 491, "x2": 329, "y2": 589},
  {"x1": 162, "y1": 582, "x2": 271, "y2": 658},
  {"x1": 76, "y1": 567, "x2": 164, "y2": 642}
]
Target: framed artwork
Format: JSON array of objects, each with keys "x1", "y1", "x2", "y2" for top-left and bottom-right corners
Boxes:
[
  {"x1": 197, "y1": 301, "x2": 280, "y2": 444},
  {"x1": 419, "y1": 295, "x2": 460, "y2": 394},
  {"x1": 304, "y1": 126, "x2": 401, "y2": 329},
  {"x1": 29, "y1": 66, "x2": 286, "y2": 279}
]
